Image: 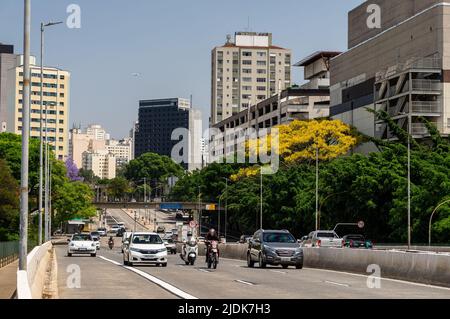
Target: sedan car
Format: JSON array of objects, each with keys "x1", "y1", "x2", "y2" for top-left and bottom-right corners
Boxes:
[
  {"x1": 90, "y1": 231, "x2": 101, "y2": 250},
  {"x1": 342, "y1": 234, "x2": 373, "y2": 249},
  {"x1": 163, "y1": 238, "x2": 177, "y2": 254},
  {"x1": 247, "y1": 229, "x2": 303, "y2": 269},
  {"x1": 97, "y1": 228, "x2": 107, "y2": 237},
  {"x1": 123, "y1": 232, "x2": 167, "y2": 267},
  {"x1": 67, "y1": 233, "x2": 97, "y2": 257},
  {"x1": 301, "y1": 230, "x2": 342, "y2": 248}
]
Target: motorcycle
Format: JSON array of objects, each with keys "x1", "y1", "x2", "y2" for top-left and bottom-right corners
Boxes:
[
  {"x1": 108, "y1": 238, "x2": 114, "y2": 250},
  {"x1": 180, "y1": 239, "x2": 198, "y2": 266},
  {"x1": 206, "y1": 240, "x2": 219, "y2": 269}
]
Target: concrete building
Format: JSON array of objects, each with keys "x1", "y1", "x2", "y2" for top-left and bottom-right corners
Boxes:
[
  {"x1": 106, "y1": 138, "x2": 133, "y2": 168},
  {"x1": 210, "y1": 51, "x2": 337, "y2": 161},
  {"x1": 82, "y1": 150, "x2": 116, "y2": 180},
  {"x1": 135, "y1": 98, "x2": 202, "y2": 171},
  {"x1": 69, "y1": 126, "x2": 107, "y2": 169},
  {"x1": 0, "y1": 43, "x2": 17, "y2": 132},
  {"x1": 86, "y1": 124, "x2": 110, "y2": 140},
  {"x1": 330, "y1": 0, "x2": 450, "y2": 147},
  {"x1": 6, "y1": 55, "x2": 70, "y2": 160},
  {"x1": 211, "y1": 32, "x2": 292, "y2": 125}
]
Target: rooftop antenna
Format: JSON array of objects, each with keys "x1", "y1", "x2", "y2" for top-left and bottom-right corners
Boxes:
[{"x1": 226, "y1": 34, "x2": 232, "y2": 44}]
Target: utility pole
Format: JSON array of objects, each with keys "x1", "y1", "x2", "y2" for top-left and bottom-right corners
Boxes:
[
  {"x1": 224, "y1": 178, "x2": 228, "y2": 241},
  {"x1": 407, "y1": 114, "x2": 412, "y2": 249},
  {"x1": 38, "y1": 23, "x2": 44, "y2": 246},
  {"x1": 19, "y1": 0, "x2": 31, "y2": 271},
  {"x1": 260, "y1": 169, "x2": 263, "y2": 230},
  {"x1": 315, "y1": 147, "x2": 319, "y2": 231}
]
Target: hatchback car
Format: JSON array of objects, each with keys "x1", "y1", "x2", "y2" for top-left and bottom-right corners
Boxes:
[
  {"x1": 67, "y1": 233, "x2": 97, "y2": 257},
  {"x1": 247, "y1": 230, "x2": 303, "y2": 269},
  {"x1": 123, "y1": 232, "x2": 167, "y2": 267},
  {"x1": 342, "y1": 234, "x2": 373, "y2": 249}
]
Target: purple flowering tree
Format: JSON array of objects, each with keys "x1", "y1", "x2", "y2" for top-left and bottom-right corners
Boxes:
[{"x1": 65, "y1": 158, "x2": 82, "y2": 181}]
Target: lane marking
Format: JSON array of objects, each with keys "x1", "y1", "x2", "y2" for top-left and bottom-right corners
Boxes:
[
  {"x1": 270, "y1": 270, "x2": 287, "y2": 275},
  {"x1": 324, "y1": 280, "x2": 350, "y2": 288},
  {"x1": 305, "y1": 268, "x2": 450, "y2": 291},
  {"x1": 198, "y1": 269, "x2": 211, "y2": 273},
  {"x1": 98, "y1": 256, "x2": 197, "y2": 299},
  {"x1": 235, "y1": 280, "x2": 255, "y2": 286}
]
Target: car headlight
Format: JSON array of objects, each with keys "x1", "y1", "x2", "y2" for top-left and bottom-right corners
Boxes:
[
  {"x1": 70, "y1": 243, "x2": 75, "y2": 247},
  {"x1": 157, "y1": 248, "x2": 167, "y2": 253},
  {"x1": 130, "y1": 248, "x2": 141, "y2": 252},
  {"x1": 263, "y1": 246, "x2": 276, "y2": 254},
  {"x1": 295, "y1": 248, "x2": 303, "y2": 255}
]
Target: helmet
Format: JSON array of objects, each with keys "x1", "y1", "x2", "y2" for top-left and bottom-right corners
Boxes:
[{"x1": 209, "y1": 228, "x2": 216, "y2": 235}]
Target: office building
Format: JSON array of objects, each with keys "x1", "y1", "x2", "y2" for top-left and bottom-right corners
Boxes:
[
  {"x1": 135, "y1": 98, "x2": 202, "y2": 171},
  {"x1": 106, "y1": 138, "x2": 133, "y2": 168},
  {"x1": 6, "y1": 55, "x2": 70, "y2": 160},
  {"x1": 210, "y1": 51, "x2": 337, "y2": 161},
  {"x1": 330, "y1": 0, "x2": 450, "y2": 147},
  {"x1": 211, "y1": 32, "x2": 292, "y2": 125},
  {"x1": 0, "y1": 43, "x2": 17, "y2": 132}
]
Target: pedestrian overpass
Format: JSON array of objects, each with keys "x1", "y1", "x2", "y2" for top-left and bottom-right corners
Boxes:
[{"x1": 92, "y1": 202, "x2": 222, "y2": 211}]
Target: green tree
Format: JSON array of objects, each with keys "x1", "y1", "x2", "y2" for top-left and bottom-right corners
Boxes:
[
  {"x1": 0, "y1": 159, "x2": 20, "y2": 241},
  {"x1": 124, "y1": 153, "x2": 184, "y2": 184},
  {"x1": 107, "y1": 177, "x2": 132, "y2": 201}
]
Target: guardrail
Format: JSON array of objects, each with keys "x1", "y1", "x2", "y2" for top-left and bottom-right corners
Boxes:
[
  {"x1": 16, "y1": 241, "x2": 53, "y2": 299},
  {"x1": 0, "y1": 241, "x2": 19, "y2": 268},
  {"x1": 184, "y1": 243, "x2": 450, "y2": 287}
]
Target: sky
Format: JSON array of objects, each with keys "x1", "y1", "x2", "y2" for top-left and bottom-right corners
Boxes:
[{"x1": 0, "y1": 0, "x2": 363, "y2": 139}]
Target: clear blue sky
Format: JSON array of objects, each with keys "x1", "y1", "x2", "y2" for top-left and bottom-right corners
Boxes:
[{"x1": 0, "y1": 0, "x2": 363, "y2": 139}]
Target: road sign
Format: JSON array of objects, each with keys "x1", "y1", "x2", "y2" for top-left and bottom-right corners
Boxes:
[
  {"x1": 160, "y1": 203, "x2": 183, "y2": 210},
  {"x1": 358, "y1": 221, "x2": 365, "y2": 229},
  {"x1": 205, "y1": 204, "x2": 216, "y2": 211},
  {"x1": 189, "y1": 220, "x2": 198, "y2": 228}
]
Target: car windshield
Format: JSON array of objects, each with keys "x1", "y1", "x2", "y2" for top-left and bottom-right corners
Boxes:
[
  {"x1": 263, "y1": 233, "x2": 296, "y2": 243},
  {"x1": 91, "y1": 232, "x2": 99, "y2": 236},
  {"x1": 72, "y1": 234, "x2": 91, "y2": 241},
  {"x1": 132, "y1": 234, "x2": 162, "y2": 244},
  {"x1": 317, "y1": 232, "x2": 337, "y2": 238}
]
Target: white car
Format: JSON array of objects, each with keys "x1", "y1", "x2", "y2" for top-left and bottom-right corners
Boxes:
[
  {"x1": 67, "y1": 233, "x2": 97, "y2": 257},
  {"x1": 123, "y1": 232, "x2": 167, "y2": 267},
  {"x1": 110, "y1": 225, "x2": 120, "y2": 233}
]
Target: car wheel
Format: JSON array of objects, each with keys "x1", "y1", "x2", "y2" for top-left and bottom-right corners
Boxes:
[
  {"x1": 123, "y1": 259, "x2": 128, "y2": 266},
  {"x1": 91, "y1": 253, "x2": 96, "y2": 257},
  {"x1": 259, "y1": 253, "x2": 266, "y2": 268},
  {"x1": 67, "y1": 253, "x2": 72, "y2": 257},
  {"x1": 162, "y1": 263, "x2": 167, "y2": 267},
  {"x1": 247, "y1": 253, "x2": 254, "y2": 268},
  {"x1": 185, "y1": 261, "x2": 190, "y2": 265},
  {"x1": 190, "y1": 260, "x2": 195, "y2": 266},
  {"x1": 296, "y1": 262, "x2": 303, "y2": 270}
]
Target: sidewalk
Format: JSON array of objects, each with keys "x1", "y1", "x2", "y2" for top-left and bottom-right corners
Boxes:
[{"x1": 0, "y1": 260, "x2": 18, "y2": 299}]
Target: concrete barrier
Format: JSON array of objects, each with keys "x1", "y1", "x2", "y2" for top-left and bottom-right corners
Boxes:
[
  {"x1": 16, "y1": 241, "x2": 52, "y2": 299},
  {"x1": 178, "y1": 242, "x2": 450, "y2": 287}
]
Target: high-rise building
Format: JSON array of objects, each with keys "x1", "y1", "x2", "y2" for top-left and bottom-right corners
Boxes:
[
  {"x1": 211, "y1": 32, "x2": 292, "y2": 125},
  {"x1": 0, "y1": 43, "x2": 17, "y2": 132},
  {"x1": 69, "y1": 126, "x2": 106, "y2": 169},
  {"x1": 6, "y1": 55, "x2": 70, "y2": 160},
  {"x1": 82, "y1": 150, "x2": 116, "y2": 180},
  {"x1": 135, "y1": 98, "x2": 202, "y2": 171},
  {"x1": 330, "y1": 0, "x2": 449, "y2": 149},
  {"x1": 106, "y1": 138, "x2": 133, "y2": 168},
  {"x1": 86, "y1": 124, "x2": 110, "y2": 140}
]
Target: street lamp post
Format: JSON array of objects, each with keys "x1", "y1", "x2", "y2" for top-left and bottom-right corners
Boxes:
[
  {"x1": 19, "y1": 0, "x2": 31, "y2": 271},
  {"x1": 40, "y1": 21, "x2": 62, "y2": 243},
  {"x1": 407, "y1": 114, "x2": 412, "y2": 250},
  {"x1": 222, "y1": 178, "x2": 229, "y2": 241},
  {"x1": 429, "y1": 199, "x2": 450, "y2": 247},
  {"x1": 315, "y1": 147, "x2": 319, "y2": 231},
  {"x1": 260, "y1": 169, "x2": 263, "y2": 230}
]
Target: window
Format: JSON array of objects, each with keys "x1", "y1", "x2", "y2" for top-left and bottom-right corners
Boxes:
[
  {"x1": 242, "y1": 60, "x2": 252, "y2": 65},
  {"x1": 257, "y1": 86, "x2": 266, "y2": 91},
  {"x1": 242, "y1": 77, "x2": 252, "y2": 82},
  {"x1": 60, "y1": 75, "x2": 65, "y2": 80},
  {"x1": 256, "y1": 78, "x2": 266, "y2": 83},
  {"x1": 242, "y1": 51, "x2": 252, "y2": 57},
  {"x1": 257, "y1": 69, "x2": 266, "y2": 74},
  {"x1": 242, "y1": 69, "x2": 252, "y2": 74},
  {"x1": 257, "y1": 61, "x2": 266, "y2": 66},
  {"x1": 257, "y1": 52, "x2": 267, "y2": 57},
  {"x1": 242, "y1": 86, "x2": 252, "y2": 91}
]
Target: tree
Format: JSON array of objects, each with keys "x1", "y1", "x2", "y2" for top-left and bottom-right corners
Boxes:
[
  {"x1": 107, "y1": 177, "x2": 132, "y2": 201},
  {"x1": 0, "y1": 159, "x2": 19, "y2": 241},
  {"x1": 124, "y1": 152, "x2": 184, "y2": 187},
  {"x1": 65, "y1": 158, "x2": 82, "y2": 181}
]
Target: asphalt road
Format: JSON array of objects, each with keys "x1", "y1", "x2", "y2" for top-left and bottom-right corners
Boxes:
[
  {"x1": 55, "y1": 208, "x2": 450, "y2": 299},
  {"x1": 54, "y1": 239, "x2": 450, "y2": 299}
]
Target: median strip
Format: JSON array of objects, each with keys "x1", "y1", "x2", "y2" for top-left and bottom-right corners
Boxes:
[{"x1": 98, "y1": 256, "x2": 197, "y2": 299}]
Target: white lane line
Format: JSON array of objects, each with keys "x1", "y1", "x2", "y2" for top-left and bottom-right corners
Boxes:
[
  {"x1": 198, "y1": 269, "x2": 211, "y2": 273},
  {"x1": 324, "y1": 280, "x2": 350, "y2": 288},
  {"x1": 305, "y1": 268, "x2": 450, "y2": 291},
  {"x1": 98, "y1": 256, "x2": 197, "y2": 299},
  {"x1": 235, "y1": 280, "x2": 255, "y2": 286},
  {"x1": 270, "y1": 270, "x2": 287, "y2": 275}
]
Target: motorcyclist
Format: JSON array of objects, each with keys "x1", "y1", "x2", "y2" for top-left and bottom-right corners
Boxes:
[
  {"x1": 182, "y1": 231, "x2": 194, "y2": 257},
  {"x1": 205, "y1": 228, "x2": 219, "y2": 262},
  {"x1": 108, "y1": 236, "x2": 114, "y2": 249}
]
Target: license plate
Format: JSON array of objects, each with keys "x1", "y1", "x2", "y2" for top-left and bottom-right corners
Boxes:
[
  {"x1": 145, "y1": 255, "x2": 155, "y2": 258},
  {"x1": 79, "y1": 248, "x2": 87, "y2": 251},
  {"x1": 281, "y1": 257, "x2": 291, "y2": 262}
]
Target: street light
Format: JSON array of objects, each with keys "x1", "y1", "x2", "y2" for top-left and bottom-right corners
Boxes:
[
  {"x1": 44, "y1": 101, "x2": 56, "y2": 242},
  {"x1": 399, "y1": 111, "x2": 412, "y2": 249},
  {"x1": 19, "y1": 0, "x2": 31, "y2": 271},
  {"x1": 40, "y1": 20, "x2": 62, "y2": 243},
  {"x1": 222, "y1": 177, "x2": 229, "y2": 241},
  {"x1": 429, "y1": 199, "x2": 450, "y2": 247}
]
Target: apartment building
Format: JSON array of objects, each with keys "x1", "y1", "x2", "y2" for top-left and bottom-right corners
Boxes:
[
  {"x1": 82, "y1": 150, "x2": 116, "y2": 180},
  {"x1": 106, "y1": 138, "x2": 133, "y2": 168},
  {"x1": 210, "y1": 51, "x2": 337, "y2": 161},
  {"x1": 0, "y1": 43, "x2": 16, "y2": 132},
  {"x1": 211, "y1": 32, "x2": 291, "y2": 125},
  {"x1": 330, "y1": 0, "x2": 450, "y2": 147},
  {"x1": 135, "y1": 98, "x2": 202, "y2": 171},
  {"x1": 6, "y1": 55, "x2": 70, "y2": 160},
  {"x1": 69, "y1": 126, "x2": 107, "y2": 169}
]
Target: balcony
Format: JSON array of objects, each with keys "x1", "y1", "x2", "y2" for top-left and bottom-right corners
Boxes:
[
  {"x1": 411, "y1": 122, "x2": 442, "y2": 136},
  {"x1": 411, "y1": 101, "x2": 441, "y2": 114},
  {"x1": 411, "y1": 79, "x2": 441, "y2": 91}
]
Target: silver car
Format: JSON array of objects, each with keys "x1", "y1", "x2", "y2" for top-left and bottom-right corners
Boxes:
[{"x1": 301, "y1": 230, "x2": 342, "y2": 248}]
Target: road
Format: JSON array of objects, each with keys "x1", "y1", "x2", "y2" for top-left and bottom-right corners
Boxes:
[
  {"x1": 107, "y1": 208, "x2": 177, "y2": 233},
  {"x1": 54, "y1": 208, "x2": 450, "y2": 299}
]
